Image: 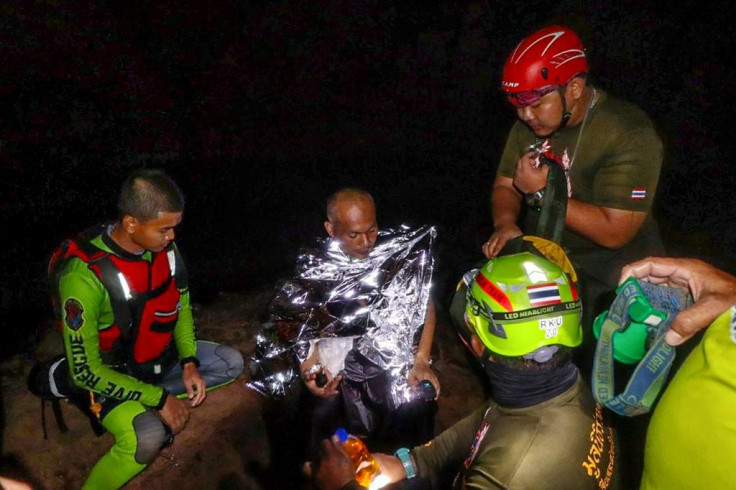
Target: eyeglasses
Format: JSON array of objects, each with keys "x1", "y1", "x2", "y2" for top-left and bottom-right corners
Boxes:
[{"x1": 506, "y1": 85, "x2": 558, "y2": 108}]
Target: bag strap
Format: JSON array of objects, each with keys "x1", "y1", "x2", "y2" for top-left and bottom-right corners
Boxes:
[
  {"x1": 168, "y1": 243, "x2": 189, "y2": 291},
  {"x1": 535, "y1": 154, "x2": 568, "y2": 244},
  {"x1": 91, "y1": 253, "x2": 134, "y2": 342}
]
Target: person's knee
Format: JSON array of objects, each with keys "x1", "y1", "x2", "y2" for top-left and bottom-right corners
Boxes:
[
  {"x1": 132, "y1": 410, "x2": 169, "y2": 465},
  {"x1": 215, "y1": 343, "x2": 244, "y2": 379}
]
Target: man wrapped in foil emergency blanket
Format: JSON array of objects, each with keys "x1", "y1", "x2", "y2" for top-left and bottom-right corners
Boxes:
[{"x1": 247, "y1": 225, "x2": 435, "y2": 408}]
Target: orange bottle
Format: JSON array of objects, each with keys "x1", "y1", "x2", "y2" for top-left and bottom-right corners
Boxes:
[{"x1": 335, "y1": 428, "x2": 381, "y2": 487}]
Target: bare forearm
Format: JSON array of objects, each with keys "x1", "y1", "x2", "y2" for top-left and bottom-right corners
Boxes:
[
  {"x1": 373, "y1": 453, "x2": 407, "y2": 484},
  {"x1": 566, "y1": 199, "x2": 647, "y2": 248},
  {"x1": 409, "y1": 299, "x2": 440, "y2": 394},
  {"x1": 491, "y1": 180, "x2": 522, "y2": 229},
  {"x1": 484, "y1": 178, "x2": 524, "y2": 258},
  {"x1": 415, "y1": 299, "x2": 435, "y2": 364}
]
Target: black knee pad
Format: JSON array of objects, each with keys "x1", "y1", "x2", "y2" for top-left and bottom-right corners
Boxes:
[{"x1": 133, "y1": 410, "x2": 168, "y2": 464}]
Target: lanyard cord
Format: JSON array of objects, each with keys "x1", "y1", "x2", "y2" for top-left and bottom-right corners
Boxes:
[{"x1": 568, "y1": 88, "x2": 598, "y2": 170}]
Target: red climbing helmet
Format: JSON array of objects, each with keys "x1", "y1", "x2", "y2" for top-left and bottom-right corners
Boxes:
[{"x1": 502, "y1": 25, "x2": 588, "y2": 107}]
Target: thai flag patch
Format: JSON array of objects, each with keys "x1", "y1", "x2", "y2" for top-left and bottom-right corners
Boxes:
[
  {"x1": 631, "y1": 188, "x2": 647, "y2": 200},
  {"x1": 527, "y1": 283, "x2": 562, "y2": 307}
]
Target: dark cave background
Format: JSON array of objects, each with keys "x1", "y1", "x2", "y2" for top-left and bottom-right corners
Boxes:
[{"x1": 1, "y1": 0, "x2": 734, "y2": 360}]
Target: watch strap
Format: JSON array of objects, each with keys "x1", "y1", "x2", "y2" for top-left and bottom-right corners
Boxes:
[
  {"x1": 394, "y1": 447, "x2": 416, "y2": 479},
  {"x1": 524, "y1": 188, "x2": 546, "y2": 209}
]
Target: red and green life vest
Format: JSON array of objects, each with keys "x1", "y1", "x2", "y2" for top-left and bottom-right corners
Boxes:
[{"x1": 51, "y1": 235, "x2": 189, "y2": 383}]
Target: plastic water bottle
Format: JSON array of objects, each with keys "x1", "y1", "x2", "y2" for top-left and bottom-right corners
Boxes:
[{"x1": 334, "y1": 428, "x2": 381, "y2": 487}]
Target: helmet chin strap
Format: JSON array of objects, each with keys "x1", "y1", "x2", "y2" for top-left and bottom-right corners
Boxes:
[{"x1": 559, "y1": 85, "x2": 571, "y2": 129}]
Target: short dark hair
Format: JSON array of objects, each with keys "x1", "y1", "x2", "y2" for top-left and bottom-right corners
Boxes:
[
  {"x1": 117, "y1": 169, "x2": 185, "y2": 222},
  {"x1": 325, "y1": 187, "x2": 374, "y2": 223}
]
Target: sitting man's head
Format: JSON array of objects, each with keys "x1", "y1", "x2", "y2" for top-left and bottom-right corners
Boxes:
[
  {"x1": 324, "y1": 188, "x2": 378, "y2": 260},
  {"x1": 114, "y1": 168, "x2": 185, "y2": 254},
  {"x1": 458, "y1": 251, "x2": 582, "y2": 371}
]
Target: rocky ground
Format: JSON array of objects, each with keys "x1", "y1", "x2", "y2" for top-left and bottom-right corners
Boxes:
[{"x1": 0, "y1": 288, "x2": 486, "y2": 489}]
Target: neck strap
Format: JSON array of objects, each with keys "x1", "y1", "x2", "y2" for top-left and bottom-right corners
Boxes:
[{"x1": 568, "y1": 87, "x2": 597, "y2": 169}]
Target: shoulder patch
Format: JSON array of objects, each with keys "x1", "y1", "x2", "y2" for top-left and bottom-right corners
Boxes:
[
  {"x1": 631, "y1": 188, "x2": 647, "y2": 200},
  {"x1": 64, "y1": 298, "x2": 85, "y2": 331}
]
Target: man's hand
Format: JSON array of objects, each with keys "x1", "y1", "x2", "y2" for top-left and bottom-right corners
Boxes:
[
  {"x1": 305, "y1": 435, "x2": 357, "y2": 490},
  {"x1": 305, "y1": 439, "x2": 408, "y2": 489},
  {"x1": 0, "y1": 476, "x2": 33, "y2": 490},
  {"x1": 303, "y1": 366, "x2": 343, "y2": 399},
  {"x1": 407, "y1": 360, "x2": 440, "y2": 398},
  {"x1": 182, "y1": 362, "x2": 206, "y2": 407},
  {"x1": 158, "y1": 394, "x2": 190, "y2": 434},
  {"x1": 483, "y1": 223, "x2": 523, "y2": 259},
  {"x1": 620, "y1": 257, "x2": 736, "y2": 346},
  {"x1": 513, "y1": 151, "x2": 548, "y2": 194}
]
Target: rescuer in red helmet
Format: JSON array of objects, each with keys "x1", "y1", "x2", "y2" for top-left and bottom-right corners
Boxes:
[
  {"x1": 484, "y1": 24, "x2": 664, "y2": 343},
  {"x1": 482, "y1": 24, "x2": 664, "y2": 488}
]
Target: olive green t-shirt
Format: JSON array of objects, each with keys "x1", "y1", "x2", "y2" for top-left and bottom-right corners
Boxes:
[
  {"x1": 412, "y1": 376, "x2": 619, "y2": 489},
  {"x1": 497, "y1": 89, "x2": 663, "y2": 254}
]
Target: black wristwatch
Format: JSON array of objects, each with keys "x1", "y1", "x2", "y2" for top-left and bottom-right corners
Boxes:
[{"x1": 524, "y1": 188, "x2": 546, "y2": 210}]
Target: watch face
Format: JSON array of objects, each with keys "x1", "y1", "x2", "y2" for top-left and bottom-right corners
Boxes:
[{"x1": 525, "y1": 190, "x2": 545, "y2": 208}]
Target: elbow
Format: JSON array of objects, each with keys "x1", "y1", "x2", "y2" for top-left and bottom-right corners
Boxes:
[
  {"x1": 597, "y1": 233, "x2": 634, "y2": 249},
  {"x1": 67, "y1": 357, "x2": 98, "y2": 391},
  {"x1": 590, "y1": 210, "x2": 647, "y2": 249},
  {"x1": 70, "y1": 370, "x2": 89, "y2": 391}
]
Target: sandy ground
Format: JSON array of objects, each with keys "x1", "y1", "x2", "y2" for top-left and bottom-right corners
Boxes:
[{"x1": 0, "y1": 289, "x2": 485, "y2": 489}]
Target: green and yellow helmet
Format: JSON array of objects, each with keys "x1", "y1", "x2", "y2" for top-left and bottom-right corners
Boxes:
[{"x1": 464, "y1": 248, "x2": 582, "y2": 357}]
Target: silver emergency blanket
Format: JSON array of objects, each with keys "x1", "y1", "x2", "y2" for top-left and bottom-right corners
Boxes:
[{"x1": 246, "y1": 225, "x2": 436, "y2": 405}]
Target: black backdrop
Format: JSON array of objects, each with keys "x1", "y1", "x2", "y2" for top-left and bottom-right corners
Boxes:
[{"x1": 1, "y1": 0, "x2": 734, "y2": 359}]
